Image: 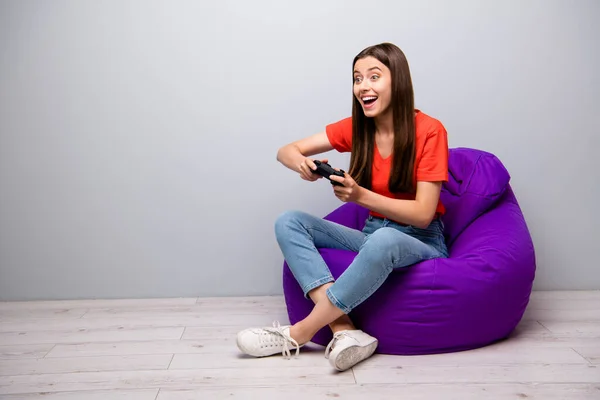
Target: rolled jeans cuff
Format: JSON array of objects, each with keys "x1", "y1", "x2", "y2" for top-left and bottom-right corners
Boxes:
[{"x1": 301, "y1": 276, "x2": 334, "y2": 299}]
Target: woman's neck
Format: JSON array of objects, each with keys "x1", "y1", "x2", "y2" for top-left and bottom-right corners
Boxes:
[
  {"x1": 374, "y1": 109, "x2": 417, "y2": 136},
  {"x1": 374, "y1": 110, "x2": 394, "y2": 136}
]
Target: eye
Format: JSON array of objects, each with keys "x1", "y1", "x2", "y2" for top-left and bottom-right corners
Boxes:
[
  {"x1": 354, "y1": 76, "x2": 362, "y2": 84},
  {"x1": 371, "y1": 74, "x2": 380, "y2": 80}
]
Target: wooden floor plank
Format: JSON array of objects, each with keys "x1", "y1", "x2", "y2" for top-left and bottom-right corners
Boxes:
[
  {"x1": 79, "y1": 310, "x2": 290, "y2": 326},
  {"x1": 0, "y1": 327, "x2": 184, "y2": 346},
  {"x1": 508, "y1": 320, "x2": 551, "y2": 337},
  {"x1": 529, "y1": 291, "x2": 600, "y2": 300},
  {"x1": 46, "y1": 339, "x2": 232, "y2": 358},
  {"x1": 0, "y1": 389, "x2": 159, "y2": 399},
  {"x1": 0, "y1": 367, "x2": 355, "y2": 395},
  {"x1": 523, "y1": 308, "x2": 600, "y2": 321},
  {"x1": 1, "y1": 313, "x2": 289, "y2": 333},
  {"x1": 0, "y1": 345, "x2": 55, "y2": 360},
  {"x1": 0, "y1": 308, "x2": 87, "y2": 319},
  {"x1": 572, "y1": 346, "x2": 600, "y2": 364},
  {"x1": 157, "y1": 384, "x2": 600, "y2": 400},
  {"x1": 169, "y1": 345, "x2": 328, "y2": 370},
  {"x1": 491, "y1": 336, "x2": 600, "y2": 349},
  {"x1": 358, "y1": 344, "x2": 588, "y2": 367},
  {"x1": 353, "y1": 363, "x2": 600, "y2": 384},
  {"x1": 526, "y1": 297, "x2": 600, "y2": 310},
  {"x1": 179, "y1": 326, "x2": 243, "y2": 340},
  {"x1": 538, "y1": 321, "x2": 600, "y2": 336},
  {"x1": 0, "y1": 354, "x2": 172, "y2": 376}
]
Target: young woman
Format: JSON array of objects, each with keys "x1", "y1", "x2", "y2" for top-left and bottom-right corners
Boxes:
[{"x1": 236, "y1": 42, "x2": 449, "y2": 371}]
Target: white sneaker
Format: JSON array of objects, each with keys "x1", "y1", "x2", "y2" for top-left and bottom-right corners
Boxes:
[
  {"x1": 324, "y1": 330, "x2": 378, "y2": 371},
  {"x1": 236, "y1": 321, "x2": 302, "y2": 358}
]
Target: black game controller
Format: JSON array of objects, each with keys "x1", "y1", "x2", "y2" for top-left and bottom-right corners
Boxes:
[{"x1": 312, "y1": 160, "x2": 345, "y2": 186}]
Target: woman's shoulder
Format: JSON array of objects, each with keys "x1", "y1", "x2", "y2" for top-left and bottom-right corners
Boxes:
[
  {"x1": 325, "y1": 116, "x2": 353, "y2": 152},
  {"x1": 415, "y1": 110, "x2": 447, "y2": 137},
  {"x1": 327, "y1": 116, "x2": 353, "y2": 132}
]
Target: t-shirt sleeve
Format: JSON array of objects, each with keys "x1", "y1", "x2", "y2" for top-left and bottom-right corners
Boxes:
[
  {"x1": 325, "y1": 117, "x2": 353, "y2": 153},
  {"x1": 416, "y1": 124, "x2": 449, "y2": 182}
]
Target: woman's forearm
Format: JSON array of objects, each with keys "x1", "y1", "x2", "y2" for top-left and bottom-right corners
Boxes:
[{"x1": 276, "y1": 144, "x2": 305, "y2": 173}]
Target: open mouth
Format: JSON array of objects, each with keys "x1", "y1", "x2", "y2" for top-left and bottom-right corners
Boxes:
[{"x1": 362, "y1": 96, "x2": 378, "y2": 108}]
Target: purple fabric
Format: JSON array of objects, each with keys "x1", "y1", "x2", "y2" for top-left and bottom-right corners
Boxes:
[
  {"x1": 282, "y1": 147, "x2": 536, "y2": 355},
  {"x1": 441, "y1": 148, "x2": 511, "y2": 246}
]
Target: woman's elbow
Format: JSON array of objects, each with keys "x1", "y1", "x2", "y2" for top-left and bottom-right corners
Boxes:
[
  {"x1": 412, "y1": 219, "x2": 431, "y2": 229},
  {"x1": 276, "y1": 145, "x2": 287, "y2": 162},
  {"x1": 414, "y1": 211, "x2": 436, "y2": 229},
  {"x1": 276, "y1": 147, "x2": 283, "y2": 162}
]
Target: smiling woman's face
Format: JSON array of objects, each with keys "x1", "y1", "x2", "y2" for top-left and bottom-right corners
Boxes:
[{"x1": 353, "y1": 56, "x2": 392, "y2": 119}]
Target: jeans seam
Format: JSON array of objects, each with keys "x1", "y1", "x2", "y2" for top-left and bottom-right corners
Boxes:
[
  {"x1": 407, "y1": 241, "x2": 447, "y2": 260},
  {"x1": 345, "y1": 262, "x2": 393, "y2": 311},
  {"x1": 394, "y1": 249, "x2": 442, "y2": 265},
  {"x1": 343, "y1": 249, "x2": 442, "y2": 312}
]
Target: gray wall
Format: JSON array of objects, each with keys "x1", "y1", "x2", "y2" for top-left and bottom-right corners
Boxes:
[{"x1": 1, "y1": 0, "x2": 598, "y2": 300}]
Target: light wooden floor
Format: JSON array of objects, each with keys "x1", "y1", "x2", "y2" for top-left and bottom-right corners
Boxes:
[{"x1": 0, "y1": 291, "x2": 599, "y2": 399}]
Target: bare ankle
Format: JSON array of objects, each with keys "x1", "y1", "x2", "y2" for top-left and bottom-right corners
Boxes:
[
  {"x1": 308, "y1": 282, "x2": 334, "y2": 304},
  {"x1": 329, "y1": 314, "x2": 356, "y2": 333},
  {"x1": 330, "y1": 322, "x2": 356, "y2": 333},
  {"x1": 289, "y1": 323, "x2": 313, "y2": 345}
]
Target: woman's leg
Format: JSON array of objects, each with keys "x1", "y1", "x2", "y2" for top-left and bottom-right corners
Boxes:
[
  {"x1": 308, "y1": 283, "x2": 356, "y2": 333},
  {"x1": 274, "y1": 210, "x2": 366, "y2": 334},
  {"x1": 237, "y1": 214, "x2": 445, "y2": 368},
  {"x1": 236, "y1": 210, "x2": 367, "y2": 359},
  {"x1": 289, "y1": 283, "x2": 347, "y2": 344},
  {"x1": 287, "y1": 226, "x2": 443, "y2": 341},
  {"x1": 288, "y1": 226, "x2": 447, "y2": 370},
  {"x1": 325, "y1": 226, "x2": 445, "y2": 314}
]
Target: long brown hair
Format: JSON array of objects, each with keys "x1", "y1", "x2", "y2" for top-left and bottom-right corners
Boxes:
[{"x1": 348, "y1": 43, "x2": 416, "y2": 193}]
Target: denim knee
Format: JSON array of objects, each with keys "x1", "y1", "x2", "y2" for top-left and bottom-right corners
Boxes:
[
  {"x1": 360, "y1": 227, "x2": 403, "y2": 253},
  {"x1": 361, "y1": 226, "x2": 442, "y2": 268},
  {"x1": 358, "y1": 227, "x2": 420, "y2": 268},
  {"x1": 274, "y1": 210, "x2": 304, "y2": 240}
]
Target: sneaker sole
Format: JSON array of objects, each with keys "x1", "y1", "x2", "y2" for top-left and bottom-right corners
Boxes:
[{"x1": 331, "y1": 340, "x2": 378, "y2": 371}]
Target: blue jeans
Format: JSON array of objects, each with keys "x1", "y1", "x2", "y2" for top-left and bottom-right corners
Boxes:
[{"x1": 275, "y1": 210, "x2": 448, "y2": 314}]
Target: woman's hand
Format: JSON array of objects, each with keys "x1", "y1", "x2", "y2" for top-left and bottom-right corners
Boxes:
[
  {"x1": 329, "y1": 171, "x2": 364, "y2": 203},
  {"x1": 298, "y1": 158, "x2": 328, "y2": 182}
]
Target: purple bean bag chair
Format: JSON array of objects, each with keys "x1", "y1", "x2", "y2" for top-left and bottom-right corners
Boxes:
[{"x1": 282, "y1": 147, "x2": 536, "y2": 355}]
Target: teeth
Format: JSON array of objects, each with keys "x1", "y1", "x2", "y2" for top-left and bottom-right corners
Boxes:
[{"x1": 362, "y1": 96, "x2": 377, "y2": 101}]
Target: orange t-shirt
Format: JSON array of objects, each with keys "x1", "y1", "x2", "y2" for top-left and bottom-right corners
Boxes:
[{"x1": 325, "y1": 110, "x2": 449, "y2": 219}]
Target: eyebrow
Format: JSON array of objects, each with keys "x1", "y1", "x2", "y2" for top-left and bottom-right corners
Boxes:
[{"x1": 354, "y1": 66, "x2": 382, "y2": 74}]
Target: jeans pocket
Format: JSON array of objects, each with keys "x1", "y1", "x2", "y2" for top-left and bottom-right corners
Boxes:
[
  {"x1": 362, "y1": 216, "x2": 382, "y2": 236},
  {"x1": 407, "y1": 224, "x2": 439, "y2": 239}
]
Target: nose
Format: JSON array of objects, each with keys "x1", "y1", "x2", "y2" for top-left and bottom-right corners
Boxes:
[{"x1": 358, "y1": 79, "x2": 371, "y2": 92}]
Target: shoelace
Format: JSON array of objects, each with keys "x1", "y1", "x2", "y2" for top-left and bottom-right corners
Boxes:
[
  {"x1": 262, "y1": 321, "x2": 301, "y2": 359},
  {"x1": 324, "y1": 330, "x2": 351, "y2": 358}
]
